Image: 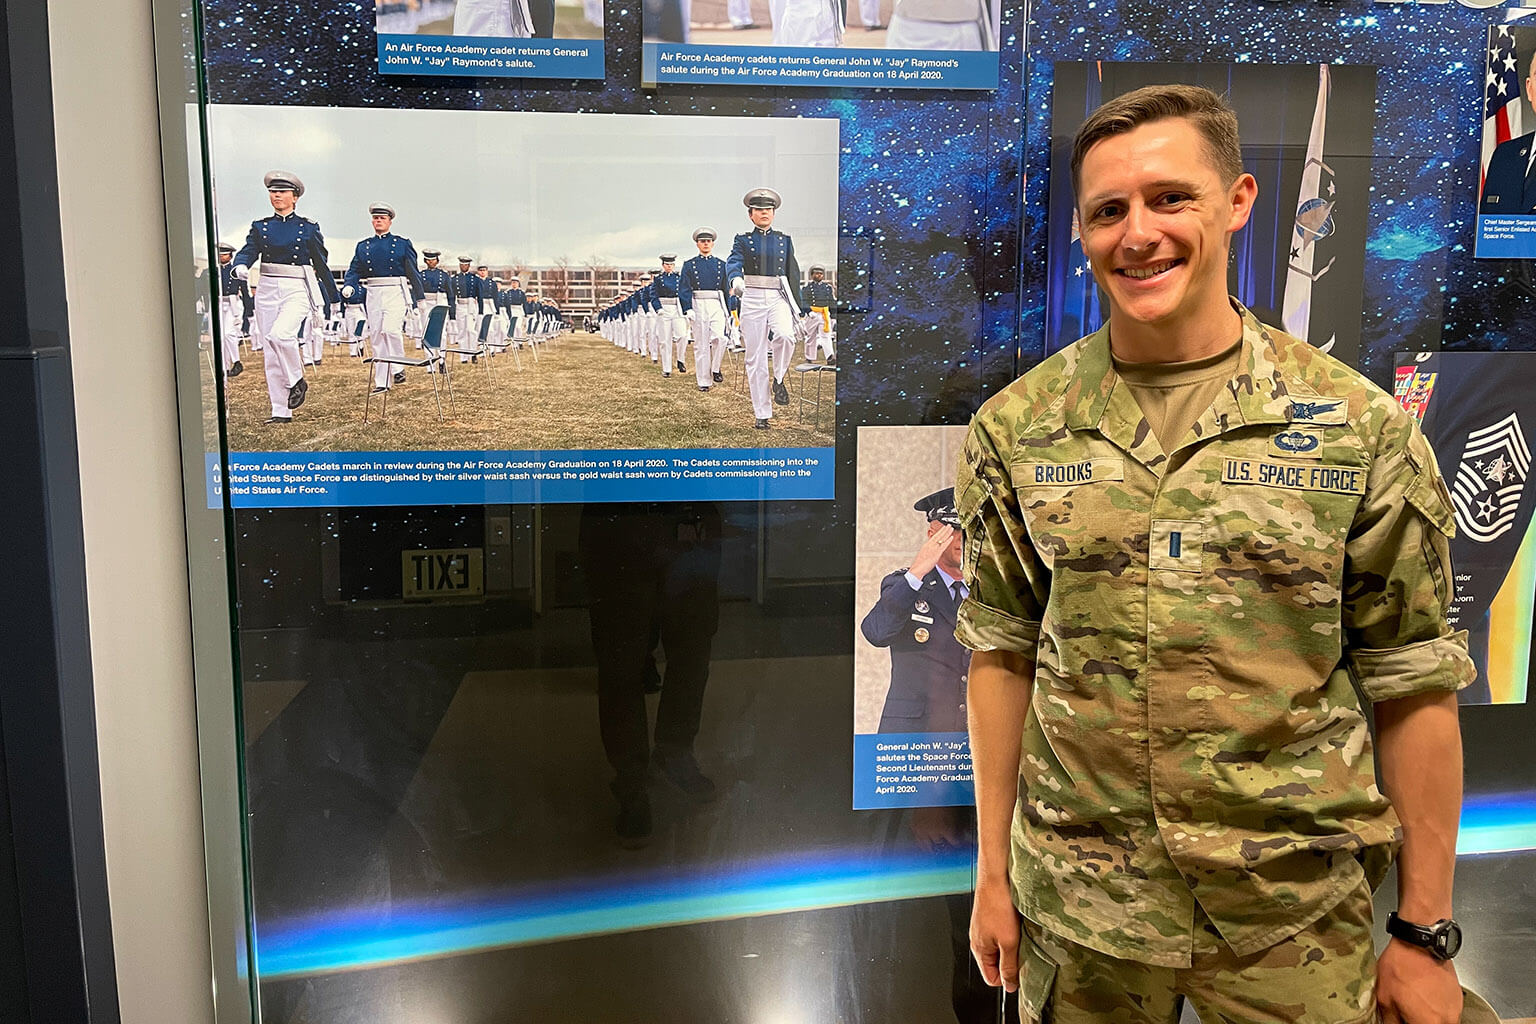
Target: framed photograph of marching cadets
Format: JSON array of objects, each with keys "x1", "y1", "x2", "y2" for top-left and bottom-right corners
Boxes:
[
  {"x1": 374, "y1": 0, "x2": 606, "y2": 79},
  {"x1": 1395, "y1": 352, "x2": 1535, "y2": 707},
  {"x1": 1047, "y1": 61, "x2": 1377, "y2": 368},
  {"x1": 201, "y1": 106, "x2": 840, "y2": 509},
  {"x1": 1476, "y1": 24, "x2": 1536, "y2": 258},
  {"x1": 640, "y1": 0, "x2": 1001, "y2": 89},
  {"x1": 852, "y1": 425, "x2": 975, "y2": 811}
]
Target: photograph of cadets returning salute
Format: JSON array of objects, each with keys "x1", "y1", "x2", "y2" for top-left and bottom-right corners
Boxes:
[
  {"x1": 207, "y1": 105, "x2": 836, "y2": 454},
  {"x1": 230, "y1": 171, "x2": 340, "y2": 424},
  {"x1": 959, "y1": 84, "x2": 1489, "y2": 1024},
  {"x1": 646, "y1": 0, "x2": 996, "y2": 51}
]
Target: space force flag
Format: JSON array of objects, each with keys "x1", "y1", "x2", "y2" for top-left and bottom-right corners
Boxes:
[{"x1": 1282, "y1": 64, "x2": 1338, "y2": 354}]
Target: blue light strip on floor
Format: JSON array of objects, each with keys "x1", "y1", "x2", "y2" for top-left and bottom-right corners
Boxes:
[
  {"x1": 256, "y1": 847, "x2": 975, "y2": 979},
  {"x1": 255, "y1": 792, "x2": 1536, "y2": 980}
]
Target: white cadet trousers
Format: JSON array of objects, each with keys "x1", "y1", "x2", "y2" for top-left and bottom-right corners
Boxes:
[
  {"x1": 740, "y1": 285, "x2": 794, "y2": 420},
  {"x1": 417, "y1": 292, "x2": 449, "y2": 348},
  {"x1": 774, "y1": 0, "x2": 839, "y2": 44},
  {"x1": 806, "y1": 306, "x2": 834, "y2": 360},
  {"x1": 658, "y1": 298, "x2": 689, "y2": 372},
  {"x1": 690, "y1": 295, "x2": 729, "y2": 387},
  {"x1": 453, "y1": 0, "x2": 530, "y2": 35},
  {"x1": 455, "y1": 300, "x2": 479, "y2": 355},
  {"x1": 219, "y1": 296, "x2": 243, "y2": 372},
  {"x1": 860, "y1": 0, "x2": 881, "y2": 25},
  {"x1": 253, "y1": 275, "x2": 311, "y2": 418},
  {"x1": 365, "y1": 282, "x2": 410, "y2": 388},
  {"x1": 728, "y1": 0, "x2": 754, "y2": 25},
  {"x1": 884, "y1": 12, "x2": 983, "y2": 49}
]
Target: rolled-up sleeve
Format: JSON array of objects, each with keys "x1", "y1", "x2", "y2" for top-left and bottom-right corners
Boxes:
[
  {"x1": 1343, "y1": 416, "x2": 1476, "y2": 702},
  {"x1": 954, "y1": 417, "x2": 1049, "y2": 658}
]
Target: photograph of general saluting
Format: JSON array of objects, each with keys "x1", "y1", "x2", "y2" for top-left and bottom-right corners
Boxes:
[{"x1": 201, "y1": 105, "x2": 839, "y2": 455}]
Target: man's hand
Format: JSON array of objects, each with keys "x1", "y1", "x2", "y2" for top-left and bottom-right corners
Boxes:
[
  {"x1": 341, "y1": 285, "x2": 355, "y2": 299},
  {"x1": 1376, "y1": 939, "x2": 1461, "y2": 1024},
  {"x1": 730, "y1": 278, "x2": 744, "y2": 297},
  {"x1": 233, "y1": 264, "x2": 250, "y2": 280},
  {"x1": 970, "y1": 881, "x2": 1021, "y2": 991},
  {"x1": 909, "y1": 524, "x2": 956, "y2": 580}
]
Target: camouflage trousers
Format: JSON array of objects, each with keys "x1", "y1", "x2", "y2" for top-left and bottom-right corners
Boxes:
[{"x1": 1018, "y1": 880, "x2": 1377, "y2": 1024}]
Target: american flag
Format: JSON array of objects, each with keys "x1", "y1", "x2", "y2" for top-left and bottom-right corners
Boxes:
[{"x1": 1484, "y1": 26, "x2": 1525, "y2": 189}]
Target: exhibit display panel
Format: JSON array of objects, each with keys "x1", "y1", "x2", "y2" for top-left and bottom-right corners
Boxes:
[{"x1": 156, "y1": 0, "x2": 1536, "y2": 1020}]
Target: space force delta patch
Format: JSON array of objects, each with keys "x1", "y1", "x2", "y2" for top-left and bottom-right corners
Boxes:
[
  {"x1": 1016, "y1": 458, "x2": 1125, "y2": 486},
  {"x1": 1223, "y1": 458, "x2": 1366, "y2": 494}
]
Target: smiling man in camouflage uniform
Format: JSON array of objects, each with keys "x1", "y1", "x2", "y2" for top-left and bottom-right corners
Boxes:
[{"x1": 958, "y1": 85, "x2": 1473, "y2": 1024}]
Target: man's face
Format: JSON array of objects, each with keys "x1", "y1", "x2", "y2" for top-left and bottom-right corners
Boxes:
[
  {"x1": 268, "y1": 188, "x2": 296, "y2": 215},
  {"x1": 218, "y1": 252, "x2": 232, "y2": 264},
  {"x1": 510, "y1": 279, "x2": 520, "y2": 289},
  {"x1": 930, "y1": 521, "x2": 963, "y2": 575},
  {"x1": 749, "y1": 206, "x2": 775, "y2": 229},
  {"x1": 662, "y1": 261, "x2": 675, "y2": 274},
  {"x1": 477, "y1": 268, "x2": 489, "y2": 278},
  {"x1": 459, "y1": 262, "x2": 472, "y2": 274},
  {"x1": 1527, "y1": 59, "x2": 1536, "y2": 109},
  {"x1": 425, "y1": 258, "x2": 439, "y2": 268},
  {"x1": 811, "y1": 270, "x2": 824, "y2": 281},
  {"x1": 371, "y1": 213, "x2": 391, "y2": 234},
  {"x1": 1075, "y1": 117, "x2": 1256, "y2": 332},
  {"x1": 696, "y1": 237, "x2": 714, "y2": 255}
]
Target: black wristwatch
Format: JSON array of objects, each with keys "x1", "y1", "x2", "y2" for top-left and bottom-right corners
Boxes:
[{"x1": 1386, "y1": 912, "x2": 1463, "y2": 961}]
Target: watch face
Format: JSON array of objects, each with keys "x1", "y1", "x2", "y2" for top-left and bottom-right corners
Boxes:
[{"x1": 1438, "y1": 922, "x2": 1463, "y2": 959}]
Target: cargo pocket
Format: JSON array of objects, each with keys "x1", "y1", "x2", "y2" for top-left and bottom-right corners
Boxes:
[{"x1": 1018, "y1": 927, "x2": 1058, "y2": 1024}]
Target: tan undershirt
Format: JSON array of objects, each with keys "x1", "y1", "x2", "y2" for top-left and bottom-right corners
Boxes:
[{"x1": 1113, "y1": 340, "x2": 1242, "y2": 454}]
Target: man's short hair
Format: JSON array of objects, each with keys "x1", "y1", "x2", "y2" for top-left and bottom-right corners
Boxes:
[{"x1": 1071, "y1": 84, "x2": 1244, "y2": 194}]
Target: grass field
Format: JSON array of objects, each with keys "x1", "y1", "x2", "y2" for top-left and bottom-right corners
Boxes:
[{"x1": 214, "y1": 330, "x2": 836, "y2": 453}]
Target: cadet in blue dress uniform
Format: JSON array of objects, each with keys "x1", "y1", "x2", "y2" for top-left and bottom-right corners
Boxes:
[
  {"x1": 231, "y1": 170, "x2": 341, "y2": 423},
  {"x1": 860, "y1": 488, "x2": 970, "y2": 734},
  {"x1": 417, "y1": 249, "x2": 456, "y2": 348},
  {"x1": 727, "y1": 188, "x2": 803, "y2": 428},
  {"x1": 802, "y1": 263, "x2": 836, "y2": 363},
  {"x1": 216, "y1": 243, "x2": 248, "y2": 378},
  {"x1": 680, "y1": 227, "x2": 734, "y2": 391},
  {"x1": 450, "y1": 256, "x2": 484, "y2": 360},
  {"x1": 342, "y1": 202, "x2": 425, "y2": 393},
  {"x1": 652, "y1": 254, "x2": 689, "y2": 378},
  {"x1": 501, "y1": 277, "x2": 528, "y2": 345}
]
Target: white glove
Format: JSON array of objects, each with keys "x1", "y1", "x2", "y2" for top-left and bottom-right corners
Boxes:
[
  {"x1": 233, "y1": 265, "x2": 250, "y2": 281},
  {"x1": 730, "y1": 278, "x2": 744, "y2": 297},
  {"x1": 341, "y1": 285, "x2": 355, "y2": 298}
]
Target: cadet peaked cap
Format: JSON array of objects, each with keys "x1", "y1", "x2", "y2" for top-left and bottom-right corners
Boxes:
[
  {"x1": 422, "y1": 249, "x2": 441, "y2": 259},
  {"x1": 263, "y1": 170, "x2": 304, "y2": 196},
  {"x1": 216, "y1": 243, "x2": 236, "y2": 254},
  {"x1": 458, "y1": 255, "x2": 473, "y2": 263},
  {"x1": 809, "y1": 264, "x2": 825, "y2": 274},
  {"x1": 692, "y1": 227, "x2": 716, "y2": 241},
  {"x1": 660, "y1": 253, "x2": 677, "y2": 262},
  {"x1": 369, "y1": 202, "x2": 395, "y2": 218},
  {"x1": 913, "y1": 487, "x2": 961, "y2": 528},
  {"x1": 743, "y1": 187, "x2": 781, "y2": 209}
]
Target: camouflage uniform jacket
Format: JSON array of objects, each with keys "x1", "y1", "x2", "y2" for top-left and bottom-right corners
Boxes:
[{"x1": 954, "y1": 303, "x2": 1474, "y2": 968}]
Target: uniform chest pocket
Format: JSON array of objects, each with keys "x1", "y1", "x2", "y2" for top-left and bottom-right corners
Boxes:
[{"x1": 1010, "y1": 457, "x2": 1129, "y2": 573}]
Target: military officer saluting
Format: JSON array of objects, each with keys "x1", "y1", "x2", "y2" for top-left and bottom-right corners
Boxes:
[
  {"x1": 231, "y1": 170, "x2": 340, "y2": 424},
  {"x1": 802, "y1": 263, "x2": 836, "y2": 363},
  {"x1": 216, "y1": 242, "x2": 248, "y2": 378},
  {"x1": 343, "y1": 202, "x2": 425, "y2": 394},
  {"x1": 680, "y1": 227, "x2": 733, "y2": 391},
  {"x1": 862, "y1": 488, "x2": 970, "y2": 734},
  {"x1": 727, "y1": 187, "x2": 803, "y2": 429}
]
